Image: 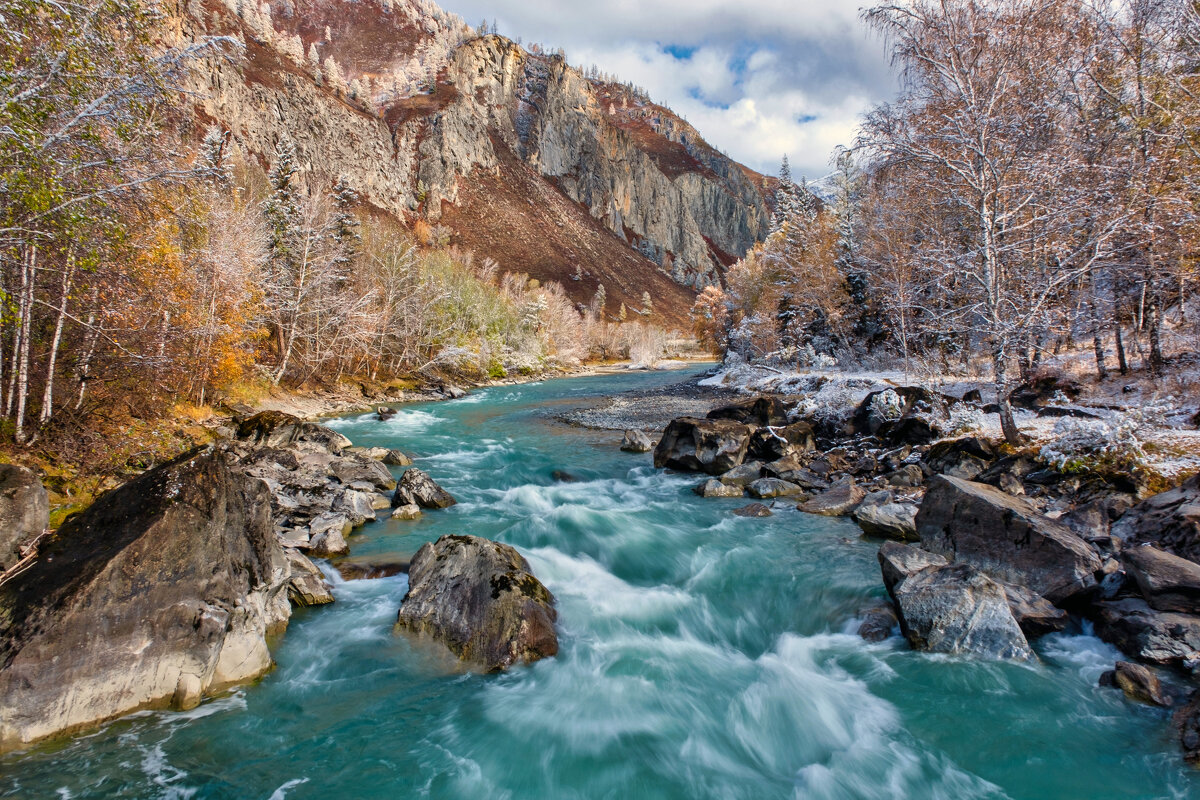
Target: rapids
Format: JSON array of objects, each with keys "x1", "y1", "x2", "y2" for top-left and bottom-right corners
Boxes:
[{"x1": 2, "y1": 368, "x2": 1196, "y2": 799}]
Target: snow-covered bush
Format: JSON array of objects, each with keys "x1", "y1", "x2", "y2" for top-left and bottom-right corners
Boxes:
[
  {"x1": 797, "y1": 384, "x2": 861, "y2": 431},
  {"x1": 946, "y1": 404, "x2": 986, "y2": 435},
  {"x1": 869, "y1": 389, "x2": 904, "y2": 422},
  {"x1": 1039, "y1": 415, "x2": 1147, "y2": 473}
]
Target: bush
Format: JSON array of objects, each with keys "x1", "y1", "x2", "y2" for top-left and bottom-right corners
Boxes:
[
  {"x1": 945, "y1": 404, "x2": 986, "y2": 435},
  {"x1": 1039, "y1": 415, "x2": 1147, "y2": 474}
]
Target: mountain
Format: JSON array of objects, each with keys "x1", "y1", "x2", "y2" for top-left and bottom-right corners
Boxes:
[{"x1": 179, "y1": 0, "x2": 774, "y2": 324}]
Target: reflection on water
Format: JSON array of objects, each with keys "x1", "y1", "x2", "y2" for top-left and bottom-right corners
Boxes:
[{"x1": 2, "y1": 368, "x2": 1195, "y2": 800}]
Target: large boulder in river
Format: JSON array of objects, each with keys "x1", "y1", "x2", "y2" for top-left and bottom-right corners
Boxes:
[
  {"x1": 706, "y1": 396, "x2": 788, "y2": 427},
  {"x1": 285, "y1": 549, "x2": 335, "y2": 607},
  {"x1": 1112, "y1": 476, "x2": 1200, "y2": 563},
  {"x1": 392, "y1": 468, "x2": 457, "y2": 510},
  {"x1": 0, "y1": 464, "x2": 49, "y2": 571},
  {"x1": 917, "y1": 475, "x2": 1102, "y2": 604},
  {"x1": 747, "y1": 422, "x2": 816, "y2": 462},
  {"x1": 800, "y1": 478, "x2": 866, "y2": 517},
  {"x1": 654, "y1": 417, "x2": 752, "y2": 475},
  {"x1": 1090, "y1": 598, "x2": 1200, "y2": 667},
  {"x1": 395, "y1": 535, "x2": 557, "y2": 672},
  {"x1": 0, "y1": 447, "x2": 291, "y2": 749},
  {"x1": 882, "y1": 550, "x2": 1032, "y2": 660},
  {"x1": 620, "y1": 430, "x2": 654, "y2": 453}
]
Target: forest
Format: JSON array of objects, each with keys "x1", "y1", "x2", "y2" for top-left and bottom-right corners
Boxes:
[{"x1": 698, "y1": 0, "x2": 1199, "y2": 445}]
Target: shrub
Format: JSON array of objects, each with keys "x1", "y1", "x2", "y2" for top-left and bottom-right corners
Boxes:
[
  {"x1": 1039, "y1": 415, "x2": 1147, "y2": 474},
  {"x1": 946, "y1": 404, "x2": 986, "y2": 435}
]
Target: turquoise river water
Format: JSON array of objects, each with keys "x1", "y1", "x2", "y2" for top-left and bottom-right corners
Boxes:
[{"x1": 2, "y1": 368, "x2": 1198, "y2": 799}]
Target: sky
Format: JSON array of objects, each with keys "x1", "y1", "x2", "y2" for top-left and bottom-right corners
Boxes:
[{"x1": 440, "y1": 0, "x2": 898, "y2": 180}]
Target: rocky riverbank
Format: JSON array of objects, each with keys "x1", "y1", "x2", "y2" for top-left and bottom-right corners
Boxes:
[
  {"x1": 634, "y1": 375, "x2": 1200, "y2": 764},
  {"x1": 0, "y1": 401, "x2": 558, "y2": 750}
]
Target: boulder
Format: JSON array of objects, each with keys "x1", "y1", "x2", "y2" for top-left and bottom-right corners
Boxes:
[
  {"x1": 1124, "y1": 546, "x2": 1200, "y2": 614},
  {"x1": 551, "y1": 470, "x2": 580, "y2": 483},
  {"x1": 877, "y1": 415, "x2": 939, "y2": 447},
  {"x1": 1002, "y1": 583, "x2": 1068, "y2": 638},
  {"x1": 391, "y1": 504, "x2": 423, "y2": 520},
  {"x1": 852, "y1": 491, "x2": 919, "y2": 541},
  {"x1": 851, "y1": 387, "x2": 948, "y2": 436},
  {"x1": 763, "y1": 459, "x2": 830, "y2": 491},
  {"x1": 800, "y1": 479, "x2": 866, "y2": 517},
  {"x1": 348, "y1": 446, "x2": 391, "y2": 461},
  {"x1": 333, "y1": 489, "x2": 379, "y2": 527},
  {"x1": 337, "y1": 560, "x2": 409, "y2": 581},
  {"x1": 0, "y1": 447, "x2": 290, "y2": 749},
  {"x1": 1177, "y1": 692, "x2": 1200, "y2": 764},
  {"x1": 747, "y1": 422, "x2": 816, "y2": 462},
  {"x1": 330, "y1": 456, "x2": 396, "y2": 492},
  {"x1": 706, "y1": 396, "x2": 788, "y2": 427},
  {"x1": 923, "y1": 437, "x2": 995, "y2": 481},
  {"x1": 746, "y1": 478, "x2": 805, "y2": 499},
  {"x1": 654, "y1": 417, "x2": 753, "y2": 475},
  {"x1": 884, "y1": 464, "x2": 926, "y2": 488},
  {"x1": 376, "y1": 407, "x2": 398, "y2": 421},
  {"x1": 694, "y1": 479, "x2": 745, "y2": 499},
  {"x1": 858, "y1": 603, "x2": 898, "y2": 643},
  {"x1": 395, "y1": 535, "x2": 557, "y2": 672},
  {"x1": 382, "y1": 449, "x2": 413, "y2": 467},
  {"x1": 733, "y1": 503, "x2": 773, "y2": 518},
  {"x1": 1009, "y1": 373, "x2": 1082, "y2": 409},
  {"x1": 889, "y1": 561, "x2": 1033, "y2": 660},
  {"x1": 620, "y1": 429, "x2": 654, "y2": 453},
  {"x1": 916, "y1": 475, "x2": 1102, "y2": 604},
  {"x1": 1112, "y1": 476, "x2": 1200, "y2": 564},
  {"x1": 878, "y1": 541, "x2": 950, "y2": 598},
  {"x1": 718, "y1": 461, "x2": 766, "y2": 487},
  {"x1": 1090, "y1": 598, "x2": 1200, "y2": 666},
  {"x1": 1099, "y1": 661, "x2": 1172, "y2": 707},
  {"x1": 0, "y1": 464, "x2": 49, "y2": 571},
  {"x1": 307, "y1": 524, "x2": 350, "y2": 558},
  {"x1": 392, "y1": 468, "x2": 457, "y2": 510},
  {"x1": 285, "y1": 549, "x2": 335, "y2": 607}
]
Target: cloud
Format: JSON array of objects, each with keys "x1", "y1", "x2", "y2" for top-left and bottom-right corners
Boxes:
[{"x1": 440, "y1": 0, "x2": 897, "y2": 178}]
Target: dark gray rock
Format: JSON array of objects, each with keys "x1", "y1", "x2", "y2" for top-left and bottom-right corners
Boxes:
[
  {"x1": 852, "y1": 491, "x2": 919, "y2": 541},
  {"x1": 1112, "y1": 476, "x2": 1200, "y2": 563},
  {"x1": 922, "y1": 437, "x2": 996, "y2": 480},
  {"x1": 800, "y1": 479, "x2": 866, "y2": 517},
  {"x1": 706, "y1": 396, "x2": 788, "y2": 427},
  {"x1": 395, "y1": 535, "x2": 557, "y2": 672},
  {"x1": 916, "y1": 475, "x2": 1102, "y2": 604},
  {"x1": 763, "y1": 458, "x2": 830, "y2": 491},
  {"x1": 1002, "y1": 583, "x2": 1068, "y2": 638},
  {"x1": 747, "y1": 422, "x2": 816, "y2": 462},
  {"x1": 392, "y1": 468, "x2": 457, "y2": 510},
  {"x1": 858, "y1": 603, "x2": 898, "y2": 642},
  {"x1": 1177, "y1": 692, "x2": 1200, "y2": 764},
  {"x1": 889, "y1": 561, "x2": 1033, "y2": 660},
  {"x1": 1124, "y1": 546, "x2": 1200, "y2": 614},
  {"x1": 0, "y1": 464, "x2": 49, "y2": 571},
  {"x1": 733, "y1": 503, "x2": 773, "y2": 518},
  {"x1": 0, "y1": 447, "x2": 291, "y2": 749},
  {"x1": 1099, "y1": 661, "x2": 1172, "y2": 707},
  {"x1": 884, "y1": 464, "x2": 925, "y2": 488},
  {"x1": 654, "y1": 417, "x2": 753, "y2": 475},
  {"x1": 1091, "y1": 598, "x2": 1200, "y2": 666},
  {"x1": 620, "y1": 429, "x2": 654, "y2": 453}
]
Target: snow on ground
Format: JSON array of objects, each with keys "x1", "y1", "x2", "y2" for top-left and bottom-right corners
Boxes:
[{"x1": 700, "y1": 357, "x2": 1200, "y2": 482}]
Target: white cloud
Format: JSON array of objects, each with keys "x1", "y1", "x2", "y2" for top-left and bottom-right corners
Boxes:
[{"x1": 440, "y1": 0, "x2": 897, "y2": 178}]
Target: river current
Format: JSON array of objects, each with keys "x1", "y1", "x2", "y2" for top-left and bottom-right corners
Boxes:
[{"x1": 2, "y1": 368, "x2": 1197, "y2": 799}]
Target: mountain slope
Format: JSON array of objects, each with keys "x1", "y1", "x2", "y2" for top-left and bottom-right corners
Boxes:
[{"x1": 181, "y1": 0, "x2": 773, "y2": 321}]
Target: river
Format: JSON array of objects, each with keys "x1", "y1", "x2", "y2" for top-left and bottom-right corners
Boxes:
[{"x1": 2, "y1": 368, "x2": 1196, "y2": 799}]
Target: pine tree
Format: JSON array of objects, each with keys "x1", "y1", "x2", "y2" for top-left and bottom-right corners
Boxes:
[
  {"x1": 330, "y1": 175, "x2": 361, "y2": 268},
  {"x1": 263, "y1": 138, "x2": 301, "y2": 275}
]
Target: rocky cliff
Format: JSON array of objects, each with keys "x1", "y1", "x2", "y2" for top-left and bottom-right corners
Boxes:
[{"x1": 178, "y1": 0, "x2": 772, "y2": 320}]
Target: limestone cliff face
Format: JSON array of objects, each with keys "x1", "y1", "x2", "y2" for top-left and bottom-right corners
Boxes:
[{"x1": 181, "y1": 0, "x2": 771, "y2": 311}]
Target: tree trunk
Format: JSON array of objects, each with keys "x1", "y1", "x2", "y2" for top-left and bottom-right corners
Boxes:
[
  {"x1": 39, "y1": 257, "x2": 76, "y2": 425},
  {"x1": 1147, "y1": 285, "x2": 1165, "y2": 376},
  {"x1": 75, "y1": 310, "x2": 99, "y2": 410},
  {"x1": 1088, "y1": 274, "x2": 1108, "y2": 381},
  {"x1": 993, "y1": 350, "x2": 1022, "y2": 446},
  {"x1": 1115, "y1": 321, "x2": 1129, "y2": 376},
  {"x1": 13, "y1": 247, "x2": 36, "y2": 444}
]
